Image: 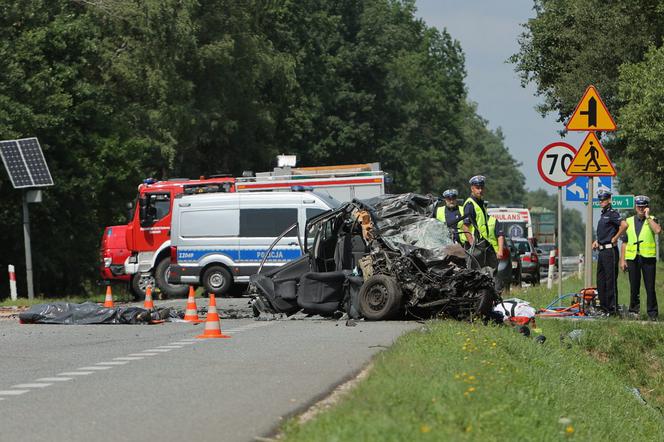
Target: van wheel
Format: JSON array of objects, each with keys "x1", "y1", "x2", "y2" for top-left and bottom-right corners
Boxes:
[
  {"x1": 358, "y1": 275, "x2": 402, "y2": 321},
  {"x1": 155, "y1": 258, "x2": 190, "y2": 298},
  {"x1": 130, "y1": 273, "x2": 155, "y2": 301},
  {"x1": 202, "y1": 266, "x2": 233, "y2": 295}
]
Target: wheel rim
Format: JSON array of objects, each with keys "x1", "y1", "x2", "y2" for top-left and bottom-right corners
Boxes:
[
  {"x1": 209, "y1": 273, "x2": 225, "y2": 289},
  {"x1": 138, "y1": 275, "x2": 155, "y2": 292},
  {"x1": 365, "y1": 284, "x2": 388, "y2": 312}
]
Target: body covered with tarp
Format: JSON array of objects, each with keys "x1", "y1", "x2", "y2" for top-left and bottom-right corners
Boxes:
[
  {"x1": 19, "y1": 302, "x2": 173, "y2": 324},
  {"x1": 249, "y1": 193, "x2": 497, "y2": 320}
]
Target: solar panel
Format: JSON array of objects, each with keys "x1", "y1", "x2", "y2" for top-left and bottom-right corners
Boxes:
[
  {"x1": 0, "y1": 137, "x2": 53, "y2": 188},
  {"x1": 18, "y1": 138, "x2": 54, "y2": 186}
]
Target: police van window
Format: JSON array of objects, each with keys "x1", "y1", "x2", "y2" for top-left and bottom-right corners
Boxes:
[
  {"x1": 240, "y1": 209, "x2": 298, "y2": 237},
  {"x1": 180, "y1": 209, "x2": 239, "y2": 238},
  {"x1": 149, "y1": 193, "x2": 171, "y2": 221},
  {"x1": 306, "y1": 208, "x2": 327, "y2": 221}
]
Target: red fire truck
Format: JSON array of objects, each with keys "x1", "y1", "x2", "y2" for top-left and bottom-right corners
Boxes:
[{"x1": 100, "y1": 176, "x2": 235, "y2": 297}]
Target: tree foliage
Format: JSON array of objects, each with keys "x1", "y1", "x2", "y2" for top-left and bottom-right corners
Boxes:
[
  {"x1": 512, "y1": 0, "x2": 664, "y2": 243},
  {"x1": 0, "y1": 0, "x2": 525, "y2": 296}
]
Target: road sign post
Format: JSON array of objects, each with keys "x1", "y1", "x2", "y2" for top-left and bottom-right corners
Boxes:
[
  {"x1": 557, "y1": 186, "x2": 563, "y2": 296},
  {"x1": 565, "y1": 85, "x2": 617, "y2": 289},
  {"x1": 585, "y1": 178, "x2": 593, "y2": 287},
  {"x1": 537, "y1": 142, "x2": 576, "y2": 297}
]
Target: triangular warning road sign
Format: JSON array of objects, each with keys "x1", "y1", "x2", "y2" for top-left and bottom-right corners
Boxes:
[
  {"x1": 566, "y1": 85, "x2": 617, "y2": 132},
  {"x1": 566, "y1": 132, "x2": 616, "y2": 176}
]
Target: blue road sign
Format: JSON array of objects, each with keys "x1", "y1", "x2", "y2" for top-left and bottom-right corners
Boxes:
[{"x1": 565, "y1": 176, "x2": 612, "y2": 202}]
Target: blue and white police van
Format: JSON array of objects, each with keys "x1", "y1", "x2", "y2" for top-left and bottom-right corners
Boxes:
[{"x1": 168, "y1": 191, "x2": 339, "y2": 294}]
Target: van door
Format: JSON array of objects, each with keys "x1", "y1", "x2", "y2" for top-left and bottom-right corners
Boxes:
[
  {"x1": 174, "y1": 199, "x2": 240, "y2": 279},
  {"x1": 238, "y1": 196, "x2": 301, "y2": 277}
]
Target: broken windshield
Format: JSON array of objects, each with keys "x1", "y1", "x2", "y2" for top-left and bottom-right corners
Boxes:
[{"x1": 381, "y1": 217, "x2": 454, "y2": 252}]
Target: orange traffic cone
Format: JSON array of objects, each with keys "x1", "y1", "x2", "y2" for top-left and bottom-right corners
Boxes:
[
  {"x1": 197, "y1": 293, "x2": 230, "y2": 339},
  {"x1": 144, "y1": 285, "x2": 155, "y2": 310},
  {"x1": 103, "y1": 285, "x2": 114, "y2": 308},
  {"x1": 183, "y1": 286, "x2": 202, "y2": 323}
]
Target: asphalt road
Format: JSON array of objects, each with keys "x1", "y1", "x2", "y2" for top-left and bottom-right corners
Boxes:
[{"x1": 0, "y1": 298, "x2": 419, "y2": 442}]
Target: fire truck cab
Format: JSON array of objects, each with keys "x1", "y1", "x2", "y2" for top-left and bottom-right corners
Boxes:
[{"x1": 123, "y1": 176, "x2": 235, "y2": 297}]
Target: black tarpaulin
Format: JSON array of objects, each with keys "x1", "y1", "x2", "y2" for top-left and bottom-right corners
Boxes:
[{"x1": 19, "y1": 302, "x2": 173, "y2": 324}]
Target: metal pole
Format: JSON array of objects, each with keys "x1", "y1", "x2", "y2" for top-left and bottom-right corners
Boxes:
[
  {"x1": 558, "y1": 186, "x2": 563, "y2": 296},
  {"x1": 22, "y1": 192, "x2": 34, "y2": 299},
  {"x1": 585, "y1": 177, "x2": 594, "y2": 287}
]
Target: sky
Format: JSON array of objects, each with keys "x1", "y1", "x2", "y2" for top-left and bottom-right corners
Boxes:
[{"x1": 414, "y1": 0, "x2": 588, "y2": 194}]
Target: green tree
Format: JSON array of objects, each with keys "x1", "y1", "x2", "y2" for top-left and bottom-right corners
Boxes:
[
  {"x1": 0, "y1": 0, "x2": 529, "y2": 296},
  {"x1": 510, "y1": 0, "x2": 664, "y2": 122}
]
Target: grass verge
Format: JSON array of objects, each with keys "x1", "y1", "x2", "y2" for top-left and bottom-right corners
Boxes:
[
  {"x1": 281, "y1": 264, "x2": 664, "y2": 440},
  {"x1": 282, "y1": 320, "x2": 664, "y2": 440}
]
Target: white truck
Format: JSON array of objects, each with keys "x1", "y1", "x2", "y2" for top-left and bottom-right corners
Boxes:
[{"x1": 236, "y1": 161, "x2": 386, "y2": 201}]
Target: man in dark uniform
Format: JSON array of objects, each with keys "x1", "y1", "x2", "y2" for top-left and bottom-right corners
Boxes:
[
  {"x1": 620, "y1": 195, "x2": 661, "y2": 320},
  {"x1": 434, "y1": 188, "x2": 462, "y2": 243},
  {"x1": 461, "y1": 175, "x2": 501, "y2": 269},
  {"x1": 592, "y1": 190, "x2": 628, "y2": 315}
]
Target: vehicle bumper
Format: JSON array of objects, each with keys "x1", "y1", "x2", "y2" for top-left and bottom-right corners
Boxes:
[
  {"x1": 100, "y1": 266, "x2": 130, "y2": 282},
  {"x1": 168, "y1": 265, "x2": 200, "y2": 284},
  {"x1": 521, "y1": 262, "x2": 539, "y2": 274}
]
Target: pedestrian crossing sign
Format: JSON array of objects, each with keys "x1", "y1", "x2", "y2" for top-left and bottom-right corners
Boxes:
[
  {"x1": 565, "y1": 132, "x2": 616, "y2": 176},
  {"x1": 566, "y1": 85, "x2": 617, "y2": 132}
]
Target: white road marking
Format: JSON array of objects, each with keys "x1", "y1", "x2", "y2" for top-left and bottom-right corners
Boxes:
[
  {"x1": 58, "y1": 372, "x2": 93, "y2": 376},
  {"x1": 12, "y1": 383, "x2": 51, "y2": 388},
  {"x1": 78, "y1": 366, "x2": 113, "y2": 370},
  {"x1": 129, "y1": 353, "x2": 158, "y2": 356},
  {"x1": 170, "y1": 341, "x2": 196, "y2": 345},
  {"x1": 95, "y1": 361, "x2": 129, "y2": 366},
  {"x1": 0, "y1": 390, "x2": 29, "y2": 395},
  {"x1": 37, "y1": 377, "x2": 71, "y2": 382},
  {"x1": 145, "y1": 348, "x2": 172, "y2": 352},
  {"x1": 113, "y1": 357, "x2": 144, "y2": 361},
  {"x1": 179, "y1": 338, "x2": 199, "y2": 342},
  {"x1": 156, "y1": 345, "x2": 183, "y2": 349}
]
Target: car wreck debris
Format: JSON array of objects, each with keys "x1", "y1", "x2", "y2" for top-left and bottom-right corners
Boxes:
[{"x1": 249, "y1": 193, "x2": 498, "y2": 321}]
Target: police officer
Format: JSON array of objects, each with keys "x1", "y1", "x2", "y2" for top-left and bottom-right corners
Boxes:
[
  {"x1": 619, "y1": 195, "x2": 661, "y2": 320},
  {"x1": 461, "y1": 175, "x2": 504, "y2": 268},
  {"x1": 487, "y1": 214, "x2": 507, "y2": 292},
  {"x1": 434, "y1": 189, "x2": 463, "y2": 243},
  {"x1": 592, "y1": 190, "x2": 628, "y2": 315}
]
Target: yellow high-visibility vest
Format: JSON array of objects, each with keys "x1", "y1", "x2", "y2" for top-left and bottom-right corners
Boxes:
[
  {"x1": 460, "y1": 198, "x2": 489, "y2": 244},
  {"x1": 487, "y1": 216, "x2": 499, "y2": 253},
  {"x1": 625, "y1": 215, "x2": 656, "y2": 259}
]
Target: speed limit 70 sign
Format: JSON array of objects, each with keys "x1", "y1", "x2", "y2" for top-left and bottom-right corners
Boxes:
[{"x1": 537, "y1": 142, "x2": 577, "y2": 187}]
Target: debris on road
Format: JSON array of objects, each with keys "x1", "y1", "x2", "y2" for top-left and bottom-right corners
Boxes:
[{"x1": 250, "y1": 193, "x2": 498, "y2": 321}]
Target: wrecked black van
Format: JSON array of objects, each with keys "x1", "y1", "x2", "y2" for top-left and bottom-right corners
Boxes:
[{"x1": 248, "y1": 193, "x2": 497, "y2": 321}]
